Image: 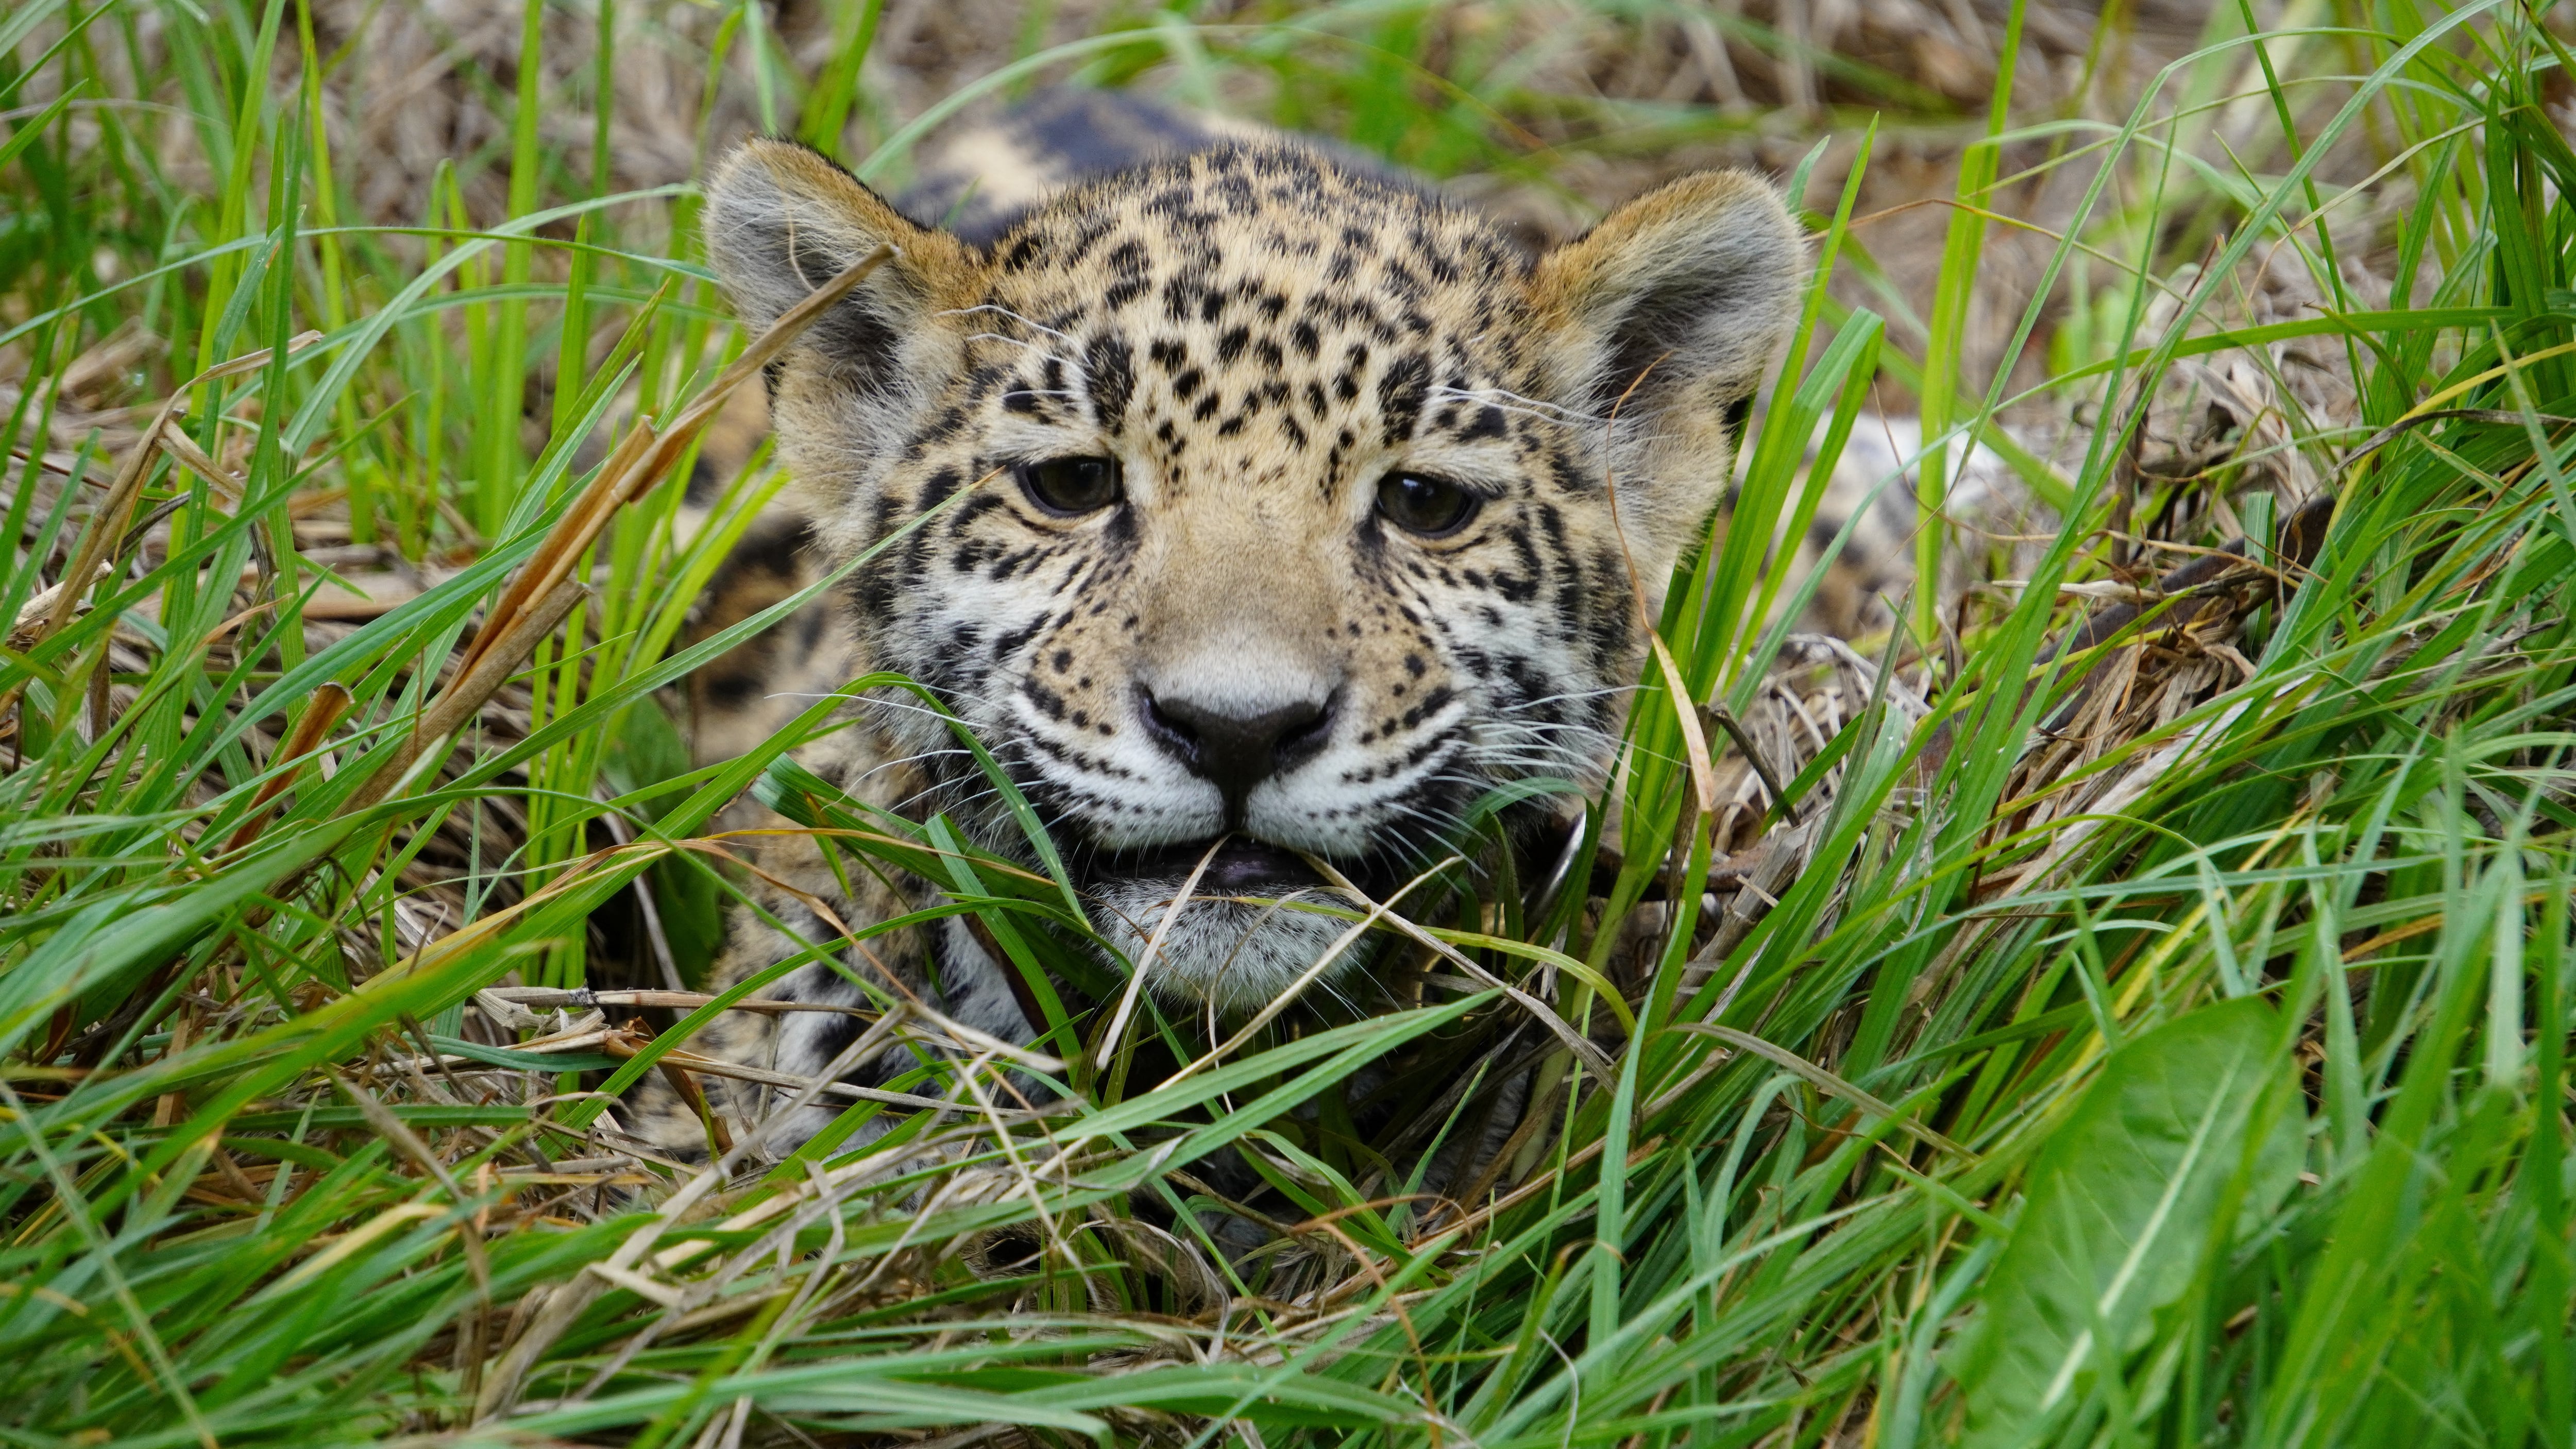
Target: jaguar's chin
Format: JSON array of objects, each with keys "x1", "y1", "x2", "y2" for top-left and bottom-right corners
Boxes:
[{"x1": 1068, "y1": 836, "x2": 1389, "y2": 1016}]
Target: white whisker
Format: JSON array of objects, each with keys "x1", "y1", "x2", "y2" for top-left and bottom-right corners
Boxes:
[{"x1": 944, "y1": 304, "x2": 1082, "y2": 347}]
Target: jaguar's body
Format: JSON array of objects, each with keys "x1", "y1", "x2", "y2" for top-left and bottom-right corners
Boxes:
[{"x1": 630, "y1": 112, "x2": 1801, "y2": 1158}]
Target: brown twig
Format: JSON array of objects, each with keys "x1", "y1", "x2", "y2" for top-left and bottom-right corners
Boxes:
[
  {"x1": 332, "y1": 576, "x2": 587, "y2": 819},
  {"x1": 222, "y1": 683, "x2": 353, "y2": 855},
  {"x1": 656, "y1": 1055, "x2": 735, "y2": 1157}
]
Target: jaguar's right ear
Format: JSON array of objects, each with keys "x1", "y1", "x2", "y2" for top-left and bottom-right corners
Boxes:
[{"x1": 702, "y1": 139, "x2": 985, "y2": 395}]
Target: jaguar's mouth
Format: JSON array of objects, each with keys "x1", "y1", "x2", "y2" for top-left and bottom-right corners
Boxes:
[
  {"x1": 1073, "y1": 836, "x2": 1331, "y2": 895},
  {"x1": 1059, "y1": 833, "x2": 1442, "y2": 1012}
]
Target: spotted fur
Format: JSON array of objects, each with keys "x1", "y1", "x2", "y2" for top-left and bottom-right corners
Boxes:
[{"x1": 627, "y1": 132, "x2": 1801, "y2": 1158}]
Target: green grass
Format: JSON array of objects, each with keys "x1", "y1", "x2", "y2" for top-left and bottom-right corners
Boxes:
[{"x1": 3, "y1": 1, "x2": 2574, "y2": 1444}]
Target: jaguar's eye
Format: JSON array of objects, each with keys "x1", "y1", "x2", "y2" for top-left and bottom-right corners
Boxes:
[
  {"x1": 1013, "y1": 456, "x2": 1123, "y2": 516},
  {"x1": 1374, "y1": 472, "x2": 1481, "y2": 538}
]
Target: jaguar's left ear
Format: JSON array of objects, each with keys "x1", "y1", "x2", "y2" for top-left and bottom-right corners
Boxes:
[{"x1": 1529, "y1": 170, "x2": 1803, "y2": 432}]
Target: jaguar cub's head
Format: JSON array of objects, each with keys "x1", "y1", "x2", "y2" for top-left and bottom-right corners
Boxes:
[{"x1": 705, "y1": 139, "x2": 1800, "y2": 1012}]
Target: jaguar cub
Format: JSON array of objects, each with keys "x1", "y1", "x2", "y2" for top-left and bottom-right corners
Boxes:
[{"x1": 635, "y1": 133, "x2": 1801, "y2": 1156}]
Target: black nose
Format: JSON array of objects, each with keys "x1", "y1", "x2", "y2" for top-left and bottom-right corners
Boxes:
[{"x1": 1140, "y1": 689, "x2": 1335, "y2": 819}]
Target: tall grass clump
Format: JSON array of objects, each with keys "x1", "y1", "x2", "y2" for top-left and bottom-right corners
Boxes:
[{"x1": 2, "y1": 0, "x2": 2573, "y2": 1443}]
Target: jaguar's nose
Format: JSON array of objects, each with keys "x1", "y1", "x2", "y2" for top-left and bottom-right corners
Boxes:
[{"x1": 1139, "y1": 688, "x2": 1336, "y2": 820}]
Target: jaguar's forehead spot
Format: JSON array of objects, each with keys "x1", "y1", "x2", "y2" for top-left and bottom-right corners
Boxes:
[{"x1": 947, "y1": 223, "x2": 1547, "y2": 514}]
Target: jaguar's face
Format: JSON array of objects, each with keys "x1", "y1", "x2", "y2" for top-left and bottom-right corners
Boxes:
[{"x1": 705, "y1": 140, "x2": 1800, "y2": 1012}]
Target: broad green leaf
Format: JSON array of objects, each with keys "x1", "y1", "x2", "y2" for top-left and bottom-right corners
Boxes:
[{"x1": 1951, "y1": 997, "x2": 2302, "y2": 1444}]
